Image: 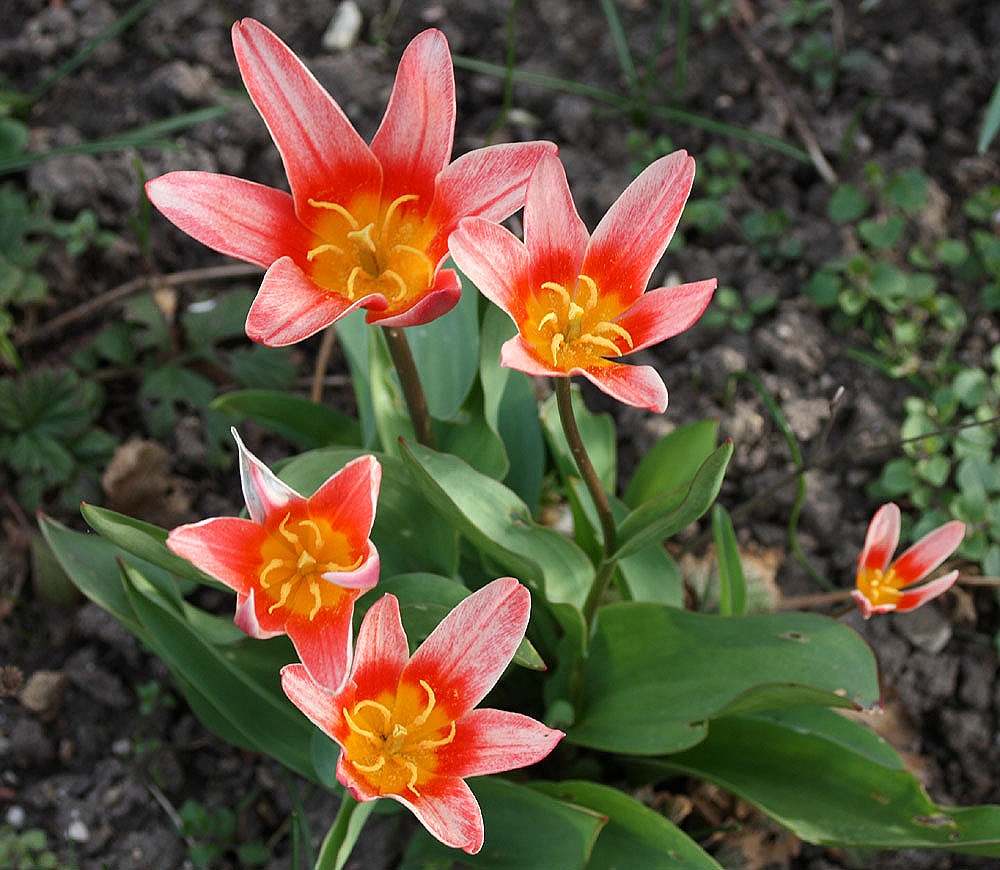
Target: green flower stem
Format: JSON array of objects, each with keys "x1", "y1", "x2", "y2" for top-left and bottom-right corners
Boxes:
[
  {"x1": 381, "y1": 326, "x2": 435, "y2": 448},
  {"x1": 555, "y1": 378, "x2": 618, "y2": 624},
  {"x1": 314, "y1": 793, "x2": 375, "y2": 870}
]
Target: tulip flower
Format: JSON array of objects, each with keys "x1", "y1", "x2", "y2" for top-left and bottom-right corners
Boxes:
[
  {"x1": 448, "y1": 150, "x2": 716, "y2": 413},
  {"x1": 852, "y1": 502, "x2": 965, "y2": 619},
  {"x1": 168, "y1": 430, "x2": 380, "y2": 691},
  {"x1": 281, "y1": 577, "x2": 563, "y2": 854},
  {"x1": 145, "y1": 20, "x2": 555, "y2": 345}
]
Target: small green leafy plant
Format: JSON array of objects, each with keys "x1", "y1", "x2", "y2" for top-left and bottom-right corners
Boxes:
[{"x1": 0, "y1": 826, "x2": 66, "y2": 870}]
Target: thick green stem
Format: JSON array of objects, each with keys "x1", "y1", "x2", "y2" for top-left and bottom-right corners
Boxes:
[
  {"x1": 381, "y1": 326, "x2": 435, "y2": 448},
  {"x1": 555, "y1": 379, "x2": 618, "y2": 624}
]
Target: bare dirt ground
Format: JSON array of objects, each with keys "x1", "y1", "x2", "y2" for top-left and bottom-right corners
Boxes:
[{"x1": 2, "y1": 1, "x2": 999, "y2": 868}]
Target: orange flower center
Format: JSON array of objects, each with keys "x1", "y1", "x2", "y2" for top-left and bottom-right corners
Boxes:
[
  {"x1": 257, "y1": 512, "x2": 363, "y2": 620},
  {"x1": 527, "y1": 274, "x2": 634, "y2": 370},
  {"x1": 856, "y1": 566, "x2": 903, "y2": 608},
  {"x1": 304, "y1": 194, "x2": 435, "y2": 309},
  {"x1": 342, "y1": 679, "x2": 457, "y2": 798}
]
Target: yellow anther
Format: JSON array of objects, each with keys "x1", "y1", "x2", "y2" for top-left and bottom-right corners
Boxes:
[
  {"x1": 300, "y1": 519, "x2": 324, "y2": 548},
  {"x1": 382, "y1": 269, "x2": 409, "y2": 301},
  {"x1": 403, "y1": 760, "x2": 421, "y2": 795},
  {"x1": 258, "y1": 558, "x2": 285, "y2": 588},
  {"x1": 579, "y1": 334, "x2": 624, "y2": 357},
  {"x1": 346, "y1": 266, "x2": 364, "y2": 300},
  {"x1": 278, "y1": 514, "x2": 299, "y2": 545},
  {"x1": 411, "y1": 680, "x2": 437, "y2": 728},
  {"x1": 596, "y1": 320, "x2": 634, "y2": 349},
  {"x1": 352, "y1": 756, "x2": 387, "y2": 774},
  {"x1": 550, "y1": 333, "x2": 565, "y2": 362},
  {"x1": 307, "y1": 198, "x2": 359, "y2": 229},
  {"x1": 381, "y1": 194, "x2": 420, "y2": 245},
  {"x1": 351, "y1": 699, "x2": 392, "y2": 730},
  {"x1": 306, "y1": 243, "x2": 344, "y2": 262},
  {"x1": 391, "y1": 244, "x2": 434, "y2": 285},
  {"x1": 417, "y1": 720, "x2": 457, "y2": 751},
  {"x1": 541, "y1": 281, "x2": 572, "y2": 307},
  {"x1": 577, "y1": 274, "x2": 598, "y2": 308},
  {"x1": 537, "y1": 311, "x2": 559, "y2": 332},
  {"x1": 268, "y1": 580, "x2": 293, "y2": 614},
  {"x1": 308, "y1": 579, "x2": 323, "y2": 620}
]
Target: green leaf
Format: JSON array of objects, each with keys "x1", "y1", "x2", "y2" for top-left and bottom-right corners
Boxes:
[
  {"x1": 540, "y1": 386, "x2": 617, "y2": 493},
  {"x1": 616, "y1": 538, "x2": 684, "y2": 607},
  {"x1": 401, "y1": 777, "x2": 604, "y2": 870},
  {"x1": 399, "y1": 441, "x2": 594, "y2": 610},
  {"x1": 407, "y1": 269, "x2": 480, "y2": 420},
  {"x1": 613, "y1": 442, "x2": 733, "y2": 561},
  {"x1": 531, "y1": 781, "x2": 723, "y2": 869},
  {"x1": 885, "y1": 168, "x2": 929, "y2": 213},
  {"x1": 212, "y1": 389, "x2": 362, "y2": 448},
  {"x1": 569, "y1": 603, "x2": 879, "y2": 754},
  {"x1": 858, "y1": 214, "x2": 906, "y2": 250},
  {"x1": 623, "y1": 420, "x2": 718, "y2": 508},
  {"x1": 119, "y1": 562, "x2": 316, "y2": 780},
  {"x1": 827, "y1": 184, "x2": 869, "y2": 223},
  {"x1": 712, "y1": 504, "x2": 746, "y2": 616},
  {"x1": 80, "y1": 503, "x2": 225, "y2": 591},
  {"x1": 649, "y1": 708, "x2": 1000, "y2": 854},
  {"x1": 334, "y1": 312, "x2": 377, "y2": 447},
  {"x1": 278, "y1": 448, "x2": 460, "y2": 579}
]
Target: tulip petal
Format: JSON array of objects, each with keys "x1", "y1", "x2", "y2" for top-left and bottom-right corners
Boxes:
[
  {"x1": 370, "y1": 28, "x2": 454, "y2": 207},
  {"x1": 858, "y1": 503, "x2": 901, "y2": 575},
  {"x1": 232, "y1": 19, "x2": 380, "y2": 211},
  {"x1": 365, "y1": 270, "x2": 462, "y2": 327},
  {"x1": 895, "y1": 569, "x2": 960, "y2": 613},
  {"x1": 145, "y1": 172, "x2": 311, "y2": 267},
  {"x1": 499, "y1": 334, "x2": 562, "y2": 377},
  {"x1": 851, "y1": 589, "x2": 876, "y2": 620},
  {"x1": 285, "y1": 597, "x2": 357, "y2": 691},
  {"x1": 392, "y1": 775, "x2": 485, "y2": 854},
  {"x1": 430, "y1": 141, "x2": 558, "y2": 234},
  {"x1": 448, "y1": 219, "x2": 531, "y2": 322},
  {"x1": 617, "y1": 278, "x2": 717, "y2": 352},
  {"x1": 891, "y1": 521, "x2": 965, "y2": 585},
  {"x1": 234, "y1": 589, "x2": 283, "y2": 639},
  {"x1": 281, "y1": 662, "x2": 344, "y2": 733},
  {"x1": 309, "y1": 455, "x2": 381, "y2": 540},
  {"x1": 233, "y1": 428, "x2": 299, "y2": 523},
  {"x1": 584, "y1": 150, "x2": 695, "y2": 305},
  {"x1": 349, "y1": 594, "x2": 411, "y2": 703},
  {"x1": 404, "y1": 578, "x2": 530, "y2": 717},
  {"x1": 577, "y1": 362, "x2": 668, "y2": 414},
  {"x1": 443, "y1": 708, "x2": 563, "y2": 778},
  {"x1": 523, "y1": 152, "x2": 589, "y2": 292},
  {"x1": 245, "y1": 257, "x2": 386, "y2": 346},
  {"x1": 167, "y1": 517, "x2": 266, "y2": 596}
]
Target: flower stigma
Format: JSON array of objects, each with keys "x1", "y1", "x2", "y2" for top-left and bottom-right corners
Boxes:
[
  {"x1": 258, "y1": 512, "x2": 363, "y2": 619},
  {"x1": 342, "y1": 679, "x2": 457, "y2": 797}
]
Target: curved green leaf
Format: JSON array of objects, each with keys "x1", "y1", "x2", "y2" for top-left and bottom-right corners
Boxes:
[
  {"x1": 569, "y1": 603, "x2": 879, "y2": 754},
  {"x1": 623, "y1": 419, "x2": 718, "y2": 508},
  {"x1": 211, "y1": 389, "x2": 361, "y2": 448}
]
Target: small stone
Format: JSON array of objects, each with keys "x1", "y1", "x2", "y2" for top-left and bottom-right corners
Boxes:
[
  {"x1": 66, "y1": 818, "x2": 89, "y2": 843},
  {"x1": 19, "y1": 670, "x2": 69, "y2": 720},
  {"x1": 111, "y1": 738, "x2": 132, "y2": 757},
  {"x1": 322, "y1": 1, "x2": 363, "y2": 52},
  {"x1": 5, "y1": 805, "x2": 26, "y2": 828},
  {"x1": 893, "y1": 605, "x2": 952, "y2": 654}
]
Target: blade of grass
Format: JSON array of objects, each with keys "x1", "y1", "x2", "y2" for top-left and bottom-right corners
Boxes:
[{"x1": 599, "y1": 0, "x2": 640, "y2": 93}]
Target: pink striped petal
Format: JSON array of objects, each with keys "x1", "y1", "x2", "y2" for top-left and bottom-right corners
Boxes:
[
  {"x1": 232, "y1": 19, "x2": 381, "y2": 210},
  {"x1": 390, "y1": 775, "x2": 485, "y2": 854},
  {"x1": 429, "y1": 141, "x2": 558, "y2": 235},
  {"x1": 364, "y1": 270, "x2": 462, "y2": 327},
  {"x1": 443, "y1": 708, "x2": 563, "y2": 778},
  {"x1": 319, "y1": 543, "x2": 380, "y2": 591},
  {"x1": 404, "y1": 578, "x2": 530, "y2": 717},
  {"x1": 578, "y1": 362, "x2": 668, "y2": 413},
  {"x1": 235, "y1": 589, "x2": 283, "y2": 639},
  {"x1": 167, "y1": 517, "x2": 266, "y2": 596},
  {"x1": 349, "y1": 594, "x2": 411, "y2": 705},
  {"x1": 233, "y1": 428, "x2": 298, "y2": 523},
  {"x1": 891, "y1": 521, "x2": 965, "y2": 585},
  {"x1": 309, "y1": 455, "x2": 381, "y2": 540},
  {"x1": 523, "y1": 153, "x2": 589, "y2": 292},
  {"x1": 616, "y1": 279, "x2": 717, "y2": 352},
  {"x1": 584, "y1": 150, "x2": 695, "y2": 306},
  {"x1": 858, "y1": 503, "x2": 901, "y2": 575},
  {"x1": 448, "y1": 218, "x2": 531, "y2": 322},
  {"x1": 145, "y1": 172, "x2": 311, "y2": 267},
  {"x1": 851, "y1": 589, "x2": 876, "y2": 620},
  {"x1": 370, "y1": 28, "x2": 454, "y2": 207},
  {"x1": 281, "y1": 663, "x2": 344, "y2": 734},
  {"x1": 499, "y1": 334, "x2": 562, "y2": 377},
  {"x1": 896, "y1": 569, "x2": 960, "y2": 613},
  {"x1": 245, "y1": 257, "x2": 386, "y2": 346}
]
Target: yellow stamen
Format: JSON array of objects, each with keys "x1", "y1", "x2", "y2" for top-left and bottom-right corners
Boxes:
[
  {"x1": 578, "y1": 334, "x2": 624, "y2": 357},
  {"x1": 306, "y1": 243, "x2": 344, "y2": 262},
  {"x1": 541, "y1": 280, "x2": 572, "y2": 307},
  {"x1": 380, "y1": 194, "x2": 420, "y2": 247},
  {"x1": 307, "y1": 198, "x2": 359, "y2": 230},
  {"x1": 550, "y1": 333, "x2": 565, "y2": 362},
  {"x1": 537, "y1": 311, "x2": 558, "y2": 332},
  {"x1": 576, "y1": 274, "x2": 598, "y2": 308}
]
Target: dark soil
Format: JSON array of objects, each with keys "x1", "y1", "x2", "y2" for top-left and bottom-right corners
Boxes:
[{"x1": 2, "y1": 1, "x2": 999, "y2": 868}]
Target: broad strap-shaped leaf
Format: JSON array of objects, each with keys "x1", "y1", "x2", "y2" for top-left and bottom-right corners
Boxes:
[
  {"x1": 400, "y1": 441, "x2": 594, "y2": 610},
  {"x1": 400, "y1": 777, "x2": 605, "y2": 870},
  {"x1": 531, "y1": 780, "x2": 724, "y2": 869},
  {"x1": 613, "y1": 441, "x2": 733, "y2": 560},
  {"x1": 712, "y1": 504, "x2": 747, "y2": 616},
  {"x1": 211, "y1": 389, "x2": 362, "y2": 448},
  {"x1": 648, "y1": 708, "x2": 1000, "y2": 855},
  {"x1": 623, "y1": 419, "x2": 718, "y2": 508},
  {"x1": 569, "y1": 603, "x2": 879, "y2": 754}
]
